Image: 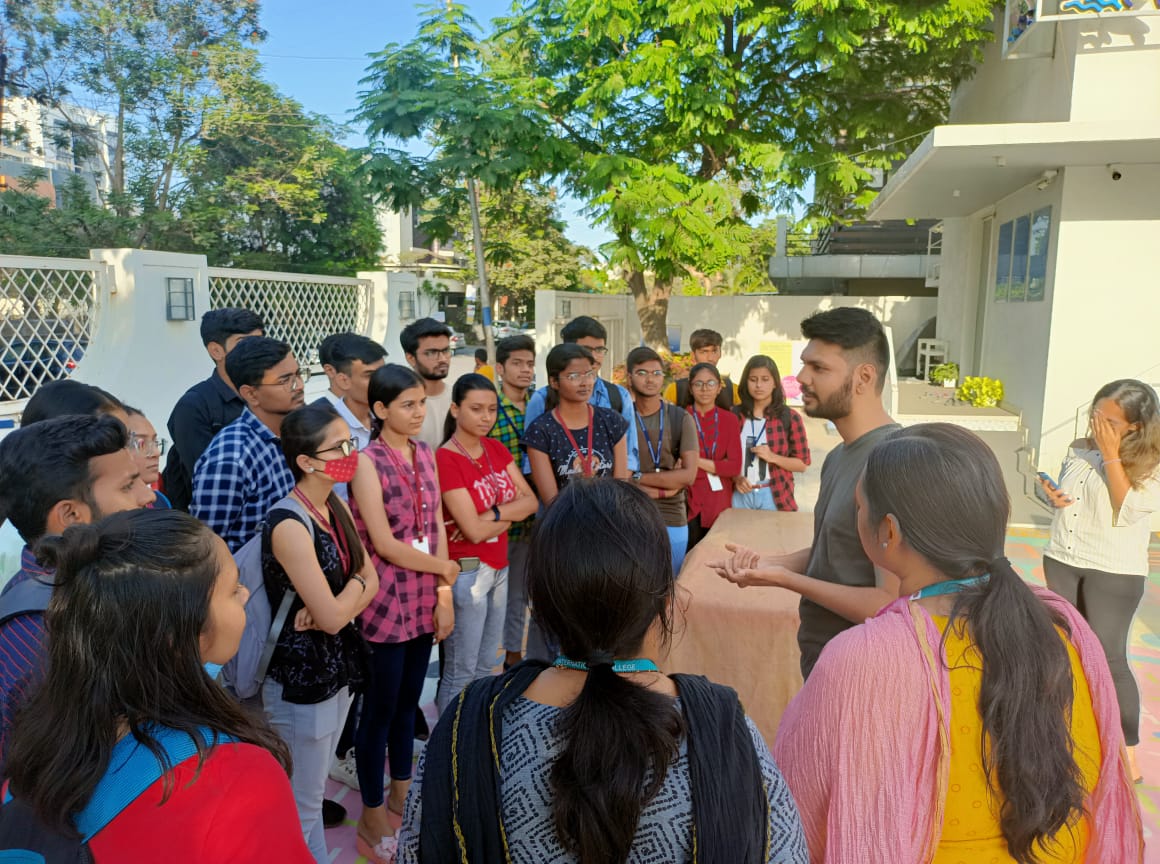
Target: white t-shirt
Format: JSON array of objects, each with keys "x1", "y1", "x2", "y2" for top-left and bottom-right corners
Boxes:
[
  {"x1": 739, "y1": 416, "x2": 769, "y2": 485},
  {"x1": 418, "y1": 383, "x2": 454, "y2": 454}
]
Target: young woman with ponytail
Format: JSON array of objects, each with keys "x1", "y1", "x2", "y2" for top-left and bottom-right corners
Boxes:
[
  {"x1": 394, "y1": 479, "x2": 808, "y2": 864},
  {"x1": 765, "y1": 423, "x2": 1142, "y2": 863},
  {"x1": 4, "y1": 509, "x2": 312, "y2": 862}
]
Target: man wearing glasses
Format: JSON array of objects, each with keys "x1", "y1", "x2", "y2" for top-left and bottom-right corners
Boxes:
[
  {"x1": 625, "y1": 346, "x2": 698, "y2": 574},
  {"x1": 191, "y1": 337, "x2": 307, "y2": 552},
  {"x1": 522, "y1": 316, "x2": 639, "y2": 473},
  {"x1": 400, "y1": 317, "x2": 456, "y2": 452}
]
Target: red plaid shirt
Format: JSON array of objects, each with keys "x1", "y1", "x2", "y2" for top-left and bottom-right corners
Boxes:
[
  {"x1": 350, "y1": 439, "x2": 441, "y2": 643},
  {"x1": 741, "y1": 408, "x2": 811, "y2": 511}
]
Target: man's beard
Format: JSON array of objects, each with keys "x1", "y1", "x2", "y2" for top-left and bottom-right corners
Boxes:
[
  {"x1": 418, "y1": 364, "x2": 449, "y2": 381},
  {"x1": 802, "y1": 374, "x2": 854, "y2": 420}
]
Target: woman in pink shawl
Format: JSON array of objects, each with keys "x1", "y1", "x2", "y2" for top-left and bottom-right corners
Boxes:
[{"x1": 764, "y1": 424, "x2": 1142, "y2": 863}]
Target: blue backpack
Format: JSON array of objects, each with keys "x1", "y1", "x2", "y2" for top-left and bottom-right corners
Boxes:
[{"x1": 0, "y1": 726, "x2": 232, "y2": 863}]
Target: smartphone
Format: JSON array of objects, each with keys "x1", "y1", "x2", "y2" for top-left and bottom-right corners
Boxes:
[
  {"x1": 1036, "y1": 471, "x2": 1059, "y2": 490},
  {"x1": 456, "y1": 556, "x2": 481, "y2": 573}
]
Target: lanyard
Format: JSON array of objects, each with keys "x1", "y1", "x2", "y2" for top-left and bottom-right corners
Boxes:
[
  {"x1": 553, "y1": 405, "x2": 595, "y2": 478},
  {"x1": 635, "y1": 403, "x2": 666, "y2": 472},
  {"x1": 450, "y1": 435, "x2": 502, "y2": 501},
  {"x1": 692, "y1": 407, "x2": 720, "y2": 460},
  {"x1": 910, "y1": 574, "x2": 990, "y2": 601},
  {"x1": 383, "y1": 440, "x2": 426, "y2": 535},
  {"x1": 292, "y1": 488, "x2": 352, "y2": 577},
  {"x1": 747, "y1": 417, "x2": 767, "y2": 445}
]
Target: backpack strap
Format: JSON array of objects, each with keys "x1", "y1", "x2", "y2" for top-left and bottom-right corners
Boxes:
[
  {"x1": 0, "y1": 577, "x2": 54, "y2": 629},
  {"x1": 256, "y1": 497, "x2": 316, "y2": 682},
  {"x1": 76, "y1": 726, "x2": 236, "y2": 842},
  {"x1": 606, "y1": 380, "x2": 623, "y2": 414}
]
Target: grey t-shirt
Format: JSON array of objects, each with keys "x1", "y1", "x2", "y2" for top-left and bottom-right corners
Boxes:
[
  {"x1": 636, "y1": 402, "x2": 698, "y2": 527},
  {"x1": 798, "y1": 422, "x2": 901, "y2": 679}
]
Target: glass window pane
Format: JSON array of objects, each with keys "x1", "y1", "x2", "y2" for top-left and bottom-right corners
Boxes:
[
  {"x1": 1009, "y1": 215, "x2": 1030, "y2": 302},
  {"x1": 995, "y1": 220, "x2": 1013, "y2": 302},
  {"x1": 1027, "y1": 207, "x2": 1051, "y2": 301}
]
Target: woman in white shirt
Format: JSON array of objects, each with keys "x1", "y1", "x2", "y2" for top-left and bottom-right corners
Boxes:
[{"x1": 1040, "y1": 378, "x2": 1160, "y2": 782}]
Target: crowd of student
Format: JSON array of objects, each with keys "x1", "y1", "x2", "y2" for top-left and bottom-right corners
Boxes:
[{"x1": 0, "y1": 303, "x2": 1152, "y2": 862}]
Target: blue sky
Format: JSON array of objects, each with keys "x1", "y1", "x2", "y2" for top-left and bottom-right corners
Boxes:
[{"x1": 257, "y1": 0, "x2": 612, "y2": 251}]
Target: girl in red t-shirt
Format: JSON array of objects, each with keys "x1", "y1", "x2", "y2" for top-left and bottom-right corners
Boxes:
[
  {"x1": 435, "y1": 374, "x2": 538, "y2": 714},
  {"x1": 683, "y1": 363, "x2": 742, "y2": 551},
  {"x1": 4, "y1": 508, "x2": 312, "y2": 863}
]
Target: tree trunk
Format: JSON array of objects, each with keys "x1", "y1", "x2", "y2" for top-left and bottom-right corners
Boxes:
[{"x1": 628, "y1": 269, "x2": 671, "y2": 352}]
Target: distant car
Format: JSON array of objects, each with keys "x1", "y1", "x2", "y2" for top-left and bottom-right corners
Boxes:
[
  {"x1": 449, "y1": 330, "x2": 466, "y2": 350},
  {"x1": 0, "y1": 337, "x2": 86, "y2": 400},
  {"x1": 518, "y1": 321, "x2": 535, "y2": 336},
  {"x1": 492, "y1": 320, "x2": 519, "y2": 339}
]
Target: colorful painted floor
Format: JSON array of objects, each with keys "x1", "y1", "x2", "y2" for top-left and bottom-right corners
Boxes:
[{"x1": 322, "y1": 528, "x2": 1160, "y2": 862}]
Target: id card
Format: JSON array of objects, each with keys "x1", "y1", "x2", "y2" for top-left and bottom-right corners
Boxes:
[
  {"x1": 707, "y1": 473, "x2": 724, "y2": 492},
  {"x1": 411, "y1": 536, "x2": 430, "y2": 554}
]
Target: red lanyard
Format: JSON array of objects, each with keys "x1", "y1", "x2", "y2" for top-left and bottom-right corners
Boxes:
[
  {"x1": 553, "y1": 405, "x2": 595, "y2": 478},
  {"x1": 450, "y1": 435, "x2": 502, "y2": 501},
  {"x1": 383, "y1": 440, "x2": 426, "y2": 535},
  {"x1": 292, "y1": 488, "x2": 351, "y2": 576}
]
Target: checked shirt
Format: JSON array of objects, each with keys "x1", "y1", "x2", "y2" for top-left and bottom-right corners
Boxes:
[
  {"x1": 744, "y1": 408, "x2": 811, "y2": 512},
  {"x1": 488, "y1": 389, "x2": 533, "y2": 543}
]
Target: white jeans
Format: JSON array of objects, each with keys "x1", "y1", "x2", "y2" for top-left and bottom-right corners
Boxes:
[
  {"x1": 436, "y1": 561, "x2": 508, "y2": 713},
  {"x1": 263, "y1": 680, "x2": 354, "y2": 864}
]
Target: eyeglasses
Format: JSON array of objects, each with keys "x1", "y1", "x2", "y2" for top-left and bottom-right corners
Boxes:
[
  {"x1": 129, "y1": 435, "x2": 168, "y2": 456},
  {"x1": 691, "y1": 380, "x2": 721, "y2": 390},
  {"x1": 632, "y1": 369, "x2": 665, "y2": 379},
  {"x1": 420, "y1": 348, "x2": 453, "y2": 360},
  {"x1": 560, "y1": 370, "x2": 597, "y2": 383},
  {"x1": 314, "y1": 438, "x2": 359, "y2": 458},
  {"x1": 258, "y1": 368, "x2": 310, "y2": 391},
  {"x1": 585, "y1": 346, "x2": 609, "y2": 357}
]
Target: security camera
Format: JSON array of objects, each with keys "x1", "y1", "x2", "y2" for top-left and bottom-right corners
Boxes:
[{"x1": 1108, "y1": 164, "x2": 1123, "y2": 181}]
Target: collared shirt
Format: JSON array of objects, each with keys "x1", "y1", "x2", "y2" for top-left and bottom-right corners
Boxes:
[
  {"x1": 191, "y1": 408, "x2": 294, "y2": 552},
  {"x1": 522, "y1": 377, "x2": 639, "y2": 473},
  {"x1": 489, "y1": 389, "x2": 533, "y2": 542},
  {"x1": 164, "y1": 371, "x2": 247, "y2": 511},
  {"x1": 1045, "y1": 445, "x2": 1160, "y2": 576},
  {"x1": 737, "y1": 409, "x2": 811, "y2": 512},
  {"x1": 0, "y1": 547, "x2": 54, "y2": 771}
]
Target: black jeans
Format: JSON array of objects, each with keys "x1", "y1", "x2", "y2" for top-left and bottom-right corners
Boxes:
[{"x1": 1043, "y1": 556, "x2": 1146, "y2": 746}]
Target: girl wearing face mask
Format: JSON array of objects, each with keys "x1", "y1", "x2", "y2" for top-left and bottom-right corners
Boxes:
[
  {"x1": 262, "y1": 403, "x2": 379, "y2": 864},
  {"x1": 349, "y1": 364, "x2": 458, "y2": 863},
  {"x1": 683, "y1": 363, "x2": 742, "y2": 550},
  {"x1": 435, "y1": 375, "x2": 538, "y2": 713}
]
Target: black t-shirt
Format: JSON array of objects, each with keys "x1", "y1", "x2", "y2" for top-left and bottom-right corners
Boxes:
[
  {"x1": 522, "y1": 406, "x2": 629, "y2": 492},
  {"x1": 164, "y1": 372, "x2": 246, "y2": 511},
  {"x1": 262, "y1": 508, "x2": 366, "y2": 704}
]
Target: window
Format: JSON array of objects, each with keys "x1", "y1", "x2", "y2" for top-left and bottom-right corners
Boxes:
[
  {"x1": 994, "y1": 207, "x2": 1050, "y2": 303},
  {"x1": 399, "y1": 291, "x2": 416, "y2": 320}
]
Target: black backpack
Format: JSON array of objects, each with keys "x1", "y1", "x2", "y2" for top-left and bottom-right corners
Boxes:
[
  {"x1": 675, "y1": 375, "x2": 735, "y2": 411},
  {"x1": 0, "y1": 726, "x2": 227, "y2": 863}
]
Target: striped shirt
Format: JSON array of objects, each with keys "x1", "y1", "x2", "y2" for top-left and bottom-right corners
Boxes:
[
  {"x1": 1045, "y1": 445, "x2": 1160, "y2": 576},
  {"x1": 0, "y1": 548, "x2": 52, "y2": 772}
]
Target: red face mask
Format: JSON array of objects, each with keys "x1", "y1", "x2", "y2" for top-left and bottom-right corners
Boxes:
[{"x1": 319, "y1": 451, "x2": 359, "y2": 483}]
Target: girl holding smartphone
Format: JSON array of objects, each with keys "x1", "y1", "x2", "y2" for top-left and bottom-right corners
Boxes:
[{"x1": 733, "y1": 355, "x2": 810, "y2": 512}]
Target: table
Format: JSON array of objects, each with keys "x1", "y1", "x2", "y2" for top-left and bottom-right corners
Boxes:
[{"x1": 663, "y1": 508, "x2": 814, "y2": 748}]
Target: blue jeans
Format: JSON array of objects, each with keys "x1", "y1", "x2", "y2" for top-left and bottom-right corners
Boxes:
[
  {"x1": 436, "y1": 561, "x2": 508, "y2": 713},
  {"x1": 667, "y1": 525, "x2": 689, "y2": 575},
  {"x1": 732, "y1": 486, "x2": 778, "y2": 511}
]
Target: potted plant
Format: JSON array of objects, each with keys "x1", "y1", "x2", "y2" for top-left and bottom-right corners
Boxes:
[
  {"x1": 956, "y1": 376, "x2": 1004, "y2": 408},
  {"x1": 930, "y1": 362, "x2": 959, "y2": 389}
]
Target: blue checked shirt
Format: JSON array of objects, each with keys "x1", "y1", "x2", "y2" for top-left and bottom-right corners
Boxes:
[
  {"x1": 191, "y1": 408, "x2": 294, "y2": 552},
  {"x1": 522, "y1": 377, "x2": 638, "y2": 473}
]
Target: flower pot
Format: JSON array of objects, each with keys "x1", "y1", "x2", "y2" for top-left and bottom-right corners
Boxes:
[{"x1": 941, "y1": 379, "x2": 957, "y2": 389}]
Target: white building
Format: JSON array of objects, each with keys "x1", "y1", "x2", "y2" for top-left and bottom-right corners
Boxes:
[
  {"x1": 868, "y1": 1, "x2": 1160, "y2": 476},
  {"x1": 0, "y1": 95, "x2": 113, "y2": 205}
]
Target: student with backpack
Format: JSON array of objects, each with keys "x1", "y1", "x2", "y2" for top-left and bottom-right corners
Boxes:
[
  {"x1": 733, "y1": 355, "x2": 811, "y2": 513},
  {"x1": 624, "y1": 347, "x2": 698, "y2": 574},
  {"x1": 0, "y1": 509, "x2": 312, "y2": 862},
  {"x1": 262, "y1": 404, "x2": 379, "y2": 864}
]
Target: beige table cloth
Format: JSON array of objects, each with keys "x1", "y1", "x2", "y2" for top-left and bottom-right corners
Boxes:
[{"x1": 663, "y1": 508, "x2": 814, "y2": 747}]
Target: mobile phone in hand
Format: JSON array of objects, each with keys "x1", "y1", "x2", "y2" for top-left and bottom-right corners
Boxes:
[{"x1": 1036, "y1": 471, "x2": 1060, "y2": 490}]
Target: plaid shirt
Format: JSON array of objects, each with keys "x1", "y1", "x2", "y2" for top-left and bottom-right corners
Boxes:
[
  {"x1": 741, "y1": 408, "x2": 811, "y2": 511},
  {"x1": 350, "y1": 439, "x2": 440, "y2": 644},
  {"x1": 489, "y1": 389, "x2": 533, "y2": 543},
  {"x1": 0, "y1": 547, "x2": 52, "y2": 773},
  {"x1": 190, "y1": 408, "x2": 294, "y2": 552}
]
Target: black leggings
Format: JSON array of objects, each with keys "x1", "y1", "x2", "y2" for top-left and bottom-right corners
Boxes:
[
  {"x1": 1043, "y1": 556, "x2": 1146, "y2": 746},
  {"x1": 355, "y1": 633, "x2": 434, "y2": 806}
]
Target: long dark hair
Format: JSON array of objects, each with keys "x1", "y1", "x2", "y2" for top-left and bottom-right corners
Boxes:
[
  {"x1": 7, "y1": 510, "x2": 292, "y2": 836},
  {"x1": 279, "y1": 404, "x2": 366, "y2": 578},
  {"x1": 862, "y1": 423, "x2": 1084, "y2": 862},
  {"x1": 681, "y1": 362, "x2": 722, "y2": 410},
  {"x1": 367, "y1": 363, "x2": 425, "y2": 441},
  {"x1": 737, "y1": 354, "x2": 790, "y2": 431},
  {"x1": 441, "y1": 373, "x2": 497, "y2": 444},
  {"x1": 527, "y1": 479, "x2": 683, "y2": 861},
  {"x1": 1089, "y1": 379, "x2": 1160, "y2": 488},
  {"x1": 544, "y1": 343, "x2": 595, "y2": 412}
]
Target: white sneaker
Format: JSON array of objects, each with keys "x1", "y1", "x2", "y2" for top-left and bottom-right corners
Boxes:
[{"x1": 329, "y1": 748, "x2": 359, "y2": 791}]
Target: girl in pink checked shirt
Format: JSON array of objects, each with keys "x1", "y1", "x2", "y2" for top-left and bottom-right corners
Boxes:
[{"x1": 349, "y1": 364, "x2": 459, "y2": 864}]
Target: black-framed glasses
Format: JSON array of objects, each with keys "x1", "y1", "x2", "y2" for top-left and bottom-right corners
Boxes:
[
  {"x1": 129, "y1": 435, "x2": 168, "y2": 456},
  {"x1": 258, "y1": 368, "x2": 310, "y2": 391},
  {"x1": 419, "y1": 347, "x2": 453, "y2": 359},
  {"x1": 313, "y1": 438, "x2": 359, "y2": 458}
]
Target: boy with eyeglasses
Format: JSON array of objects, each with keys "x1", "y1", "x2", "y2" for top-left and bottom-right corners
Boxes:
[
  {"x1": 401, "y1": 318, "x2": 456, "y2": 452},
  {"x1": 191, "y1": 337, "x2": 305, "y2": 552},
  {"x1": 625, "y1": 347, "x2": 698, "y2": 574}
]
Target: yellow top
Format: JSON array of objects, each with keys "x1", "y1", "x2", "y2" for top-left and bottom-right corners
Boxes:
[
  {"x1": 476, "y1": 364, "x2": 496, "y2": 382},
  {"x1": 930, "y1": 616, "x2": 1101, "y2": 864}
]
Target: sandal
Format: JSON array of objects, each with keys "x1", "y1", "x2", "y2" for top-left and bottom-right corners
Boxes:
[{"x1": 356, "y1": 832, "x2": 398, "y2": 864}]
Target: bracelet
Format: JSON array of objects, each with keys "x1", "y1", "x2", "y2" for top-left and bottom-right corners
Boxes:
[
  {"x1": 492, "y1": 504, "x2": 502, "y2": 521},
  {"x1": 351, "y1": 573, "x2": 367, "y2": 593}
]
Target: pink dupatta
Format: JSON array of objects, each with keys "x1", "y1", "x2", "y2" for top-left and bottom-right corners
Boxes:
[{"x1": 772, "y1": 587, "x2": 1143, "y2": 863}]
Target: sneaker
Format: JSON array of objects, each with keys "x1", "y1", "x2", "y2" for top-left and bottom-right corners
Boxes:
[
  {"x1": 329, "y1": 748, "x2": 360, "y2": 791},
  {"x1": 322, "y1": 797, "x2": 346, "y2": 829}
]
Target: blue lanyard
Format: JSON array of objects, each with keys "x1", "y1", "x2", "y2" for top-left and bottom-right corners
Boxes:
[
  {"x1": 554, "y1": 656, "x2": 660, "y2": 673},
  {"x1": 692, "y1": 407, "x2": 719, "y2": 460},
  {"x1": 910, "y1": 574, "x2": 990, "y2": 601},
  {"x1": 635, "y1": 403, "x2": 666, "y2": 471}
]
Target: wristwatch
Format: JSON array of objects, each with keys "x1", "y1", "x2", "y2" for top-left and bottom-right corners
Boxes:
[
  {"x1": 631, "y1": 470, "x2": 642, "y2": 483},
  {"x1": 492, "y1": 504, "x2": 502, "y2": 521}
]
